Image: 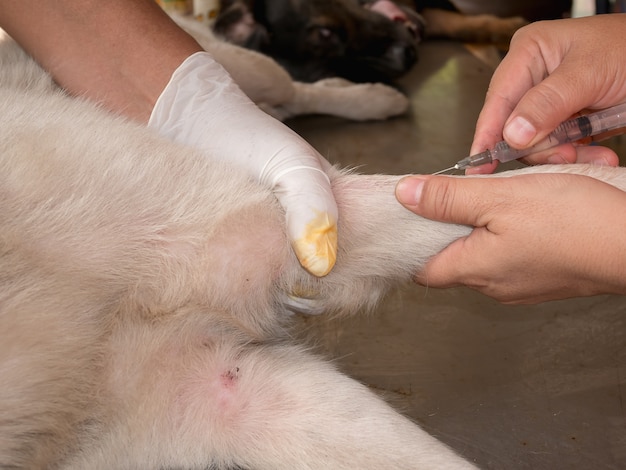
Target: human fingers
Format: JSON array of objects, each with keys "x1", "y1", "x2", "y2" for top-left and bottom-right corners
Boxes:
[
  {"x1": 466, "y1": 21, "x2": 569, "y2": 173},
  {"x1": 464, "y1": 161, "x2": 498, "y2": 175},
  {"x1": 473, "y1": 15, "x2": 626, "y2": 154},
  {"x1": 398, "y1": 172, "x2": 626, "y2": 303},
  {"x1": 519, "y1": 143, "x2": 620, "y2": 167},
  {"x1": 395, "y1": 175, "x2": 512, "y2": 288},
  {"x1": 501, "y1": 15, "x2": 626, "y2": 149},
  {"x1": 395, "y1": 174, "x2": 510, "y2": 227},
  {"x1": 469, "y1": 21, "x2": 558, "y2": 156}
]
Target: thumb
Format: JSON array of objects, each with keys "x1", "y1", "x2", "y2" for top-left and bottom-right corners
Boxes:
[
  {"x1": 272, "y1": 167, "x2": 338, "y2": 277},
  {"x1": 395, "y1": 175, "x2": 492, "y2": 227},
  {"x1": 502, "y1": 66, "x2": 593, "y2": 149}
]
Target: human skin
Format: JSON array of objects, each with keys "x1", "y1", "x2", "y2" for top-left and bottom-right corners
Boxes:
[
  {"x1": 396, "y1": 172, "x2": 626, "y2": 304},
  {"x1": 0, "y1": 0, "x2": 339, "y2": 277},
  {"x1": 0, "y1": 0, "x2": 202, "y2": 122},
  {"x1": 468, "y1": 14, "x2": 626, "y2": 174},
  {"x1": 396, "y1": 14, "x2": 626, "y2": 303}
]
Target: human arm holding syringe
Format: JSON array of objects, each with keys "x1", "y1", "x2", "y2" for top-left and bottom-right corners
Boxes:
[{"x1": 396, "y1": 14, "x2": 626, "y2": 303}]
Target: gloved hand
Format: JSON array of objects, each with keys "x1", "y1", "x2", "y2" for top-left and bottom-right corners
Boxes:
[{"x1": 149, "y1": 52, "x2": 338, "y2": 277}]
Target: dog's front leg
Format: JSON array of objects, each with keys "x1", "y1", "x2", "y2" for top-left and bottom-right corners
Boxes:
[
  {"x1": 276, "y1": 171, "x2": 471, "y2": 316},
  {"x1": 277, "y1": 79, "x2": 409, "y2": 121},
  {"x1": 279, "y1": 165, "x2": 626, "y2": 317}
]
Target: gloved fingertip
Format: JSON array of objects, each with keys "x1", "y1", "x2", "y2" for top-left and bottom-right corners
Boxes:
[{"x1": 292, "y1": 212, "x2": 338, "y2": 277}]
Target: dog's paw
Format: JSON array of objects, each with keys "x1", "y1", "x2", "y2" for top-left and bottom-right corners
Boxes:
[
  {"x1": 280, "y1": 80, "x2": 409, "y2": 121},
  {"x1": 339, "y1": 82, "x2": 409, "y2": 120},
  {"x1": 312, "y1": 77, "x2": 358, "y2": 89},
  {"x1": 313, "y1": 80, "x2": 409, "y2": 120}
]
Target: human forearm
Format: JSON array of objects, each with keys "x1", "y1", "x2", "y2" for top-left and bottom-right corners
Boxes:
[{"x1": 0, "y1": 0, "x2": 202, "y2": 122}]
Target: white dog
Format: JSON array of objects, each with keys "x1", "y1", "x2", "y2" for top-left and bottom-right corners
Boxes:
[{"x1": 1, "y1": 32, "x2": 624, "y2": 470}]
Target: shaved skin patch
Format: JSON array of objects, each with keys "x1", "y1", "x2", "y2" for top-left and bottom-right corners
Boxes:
[{"x1": 293, "y1": 211, "x2": 337, "y2": 277}]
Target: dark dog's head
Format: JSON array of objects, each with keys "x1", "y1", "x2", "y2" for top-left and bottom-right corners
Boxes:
[{"x1": 214, "y1": 0, "x2": 425, "y2": 83}]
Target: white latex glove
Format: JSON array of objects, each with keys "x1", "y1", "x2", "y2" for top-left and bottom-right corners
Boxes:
[{"x1": 149, "y1": 52, "x2": 338, "y2": 277}]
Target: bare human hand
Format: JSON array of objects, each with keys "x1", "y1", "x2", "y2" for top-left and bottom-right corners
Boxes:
[
  {"x1": 467, "y1": 14, "x2": 626, "y2": 174},
  {"x1": 396, "y1": 171, "x2": 626, "y2": 303}
]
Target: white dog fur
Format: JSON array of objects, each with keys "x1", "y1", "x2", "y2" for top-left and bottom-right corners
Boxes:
[{"x1": 1, "y1": 31, "x2": 625, "y2": 470}]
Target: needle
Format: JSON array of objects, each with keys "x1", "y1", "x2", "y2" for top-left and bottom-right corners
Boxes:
[{"x1": 431, "y1": 166, "x2": 458, "y2": 175}]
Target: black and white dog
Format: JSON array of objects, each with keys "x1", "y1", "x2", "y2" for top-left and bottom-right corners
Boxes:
[{"x1": 213, "y1": 0, "x2": 527, "y2": 82}]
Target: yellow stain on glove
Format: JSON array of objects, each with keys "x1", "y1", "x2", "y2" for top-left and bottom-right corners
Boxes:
[{"x1": 293, "y1": 211, "x2": 337, "y2": 277}]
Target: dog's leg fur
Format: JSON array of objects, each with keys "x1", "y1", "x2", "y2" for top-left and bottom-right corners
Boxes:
[
  {"x1": 2, "y1": 36, "x2": 626, "y2": 469},
  {"x1": 61, "y1": 314, "x2": 476, "y2": 469},
  {"x1": 272, "y1": 77, "x2": 409, "y2": 121},
  {"x1": 170, "y1": 13, "x2": 409, "y2": 121}
]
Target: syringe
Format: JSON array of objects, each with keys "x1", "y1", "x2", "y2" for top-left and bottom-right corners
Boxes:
[{"x1": 434, "y1": 103, "x2": 626, "y2": 174}]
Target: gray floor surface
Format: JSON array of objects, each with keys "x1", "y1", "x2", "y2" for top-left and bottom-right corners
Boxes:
[{"x1": 287, "y1": 40, "x2": 626, "y2": 469}]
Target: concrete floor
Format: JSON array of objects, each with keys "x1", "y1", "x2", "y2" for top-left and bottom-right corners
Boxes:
[{"x1": 287, "y1": 41, "x2": 626, "y2": 469}]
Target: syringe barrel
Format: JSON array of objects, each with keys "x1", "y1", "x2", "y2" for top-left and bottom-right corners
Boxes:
[
  {"x1": 490, "y1": 120, "x2": 585, "y2": 163},
  {"x1": 491, "y1": 102, "x2": 626, "y2": 164},
  {"x1": 545, "y1": 115, "x2": 592, "y2": 144},
  {"x1": 587, "y1": 102, "x2": 626, "y2": 134},
  {"x1": 489, "y1": 139, "x2": 535, "y2": 163}
]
